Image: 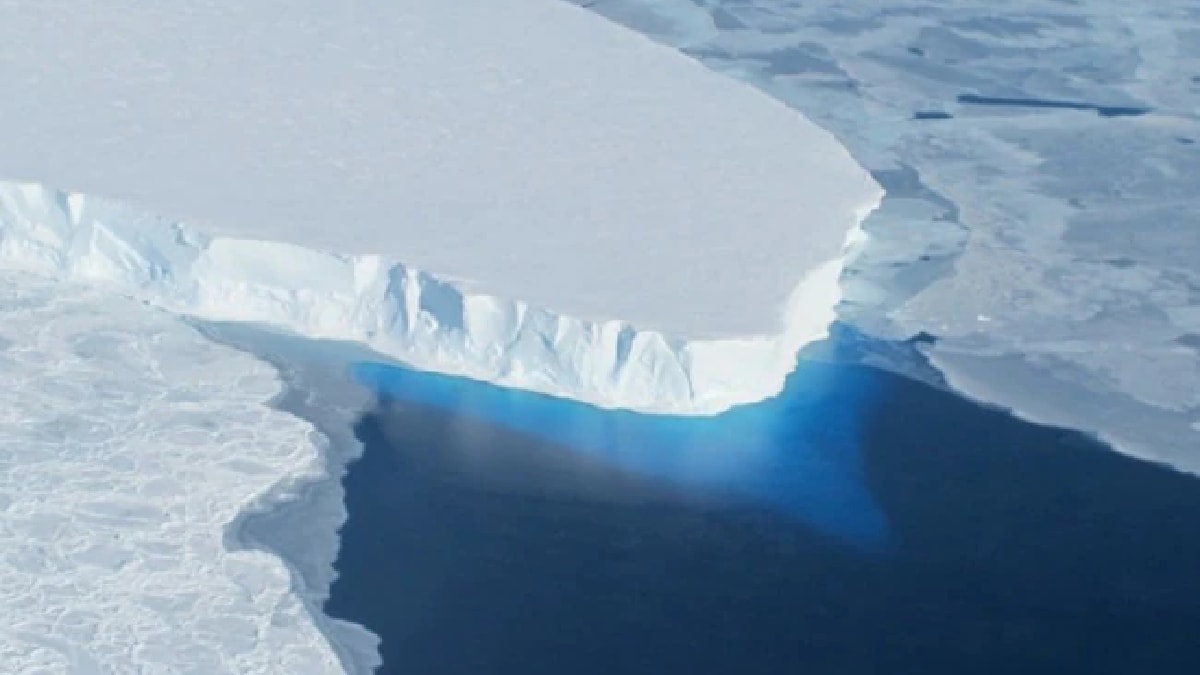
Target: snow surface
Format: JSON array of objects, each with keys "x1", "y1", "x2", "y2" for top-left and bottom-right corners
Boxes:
[
  {"x1": 0, "y1": 0, "x2": 881, "y2": 414},
  {"x1": 0, "y1": 273, "x2": 345, "y2": 674},
  {"x1": 576, "y1": 0, "x2": 1200, "y2": 468}
]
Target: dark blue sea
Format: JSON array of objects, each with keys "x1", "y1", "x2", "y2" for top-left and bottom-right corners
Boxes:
[{"x1": 323, "y1": 331, "x2": 1200, "y2": 674}]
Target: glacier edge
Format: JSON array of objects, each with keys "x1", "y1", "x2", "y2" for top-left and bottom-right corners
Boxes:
[{"x1": 0, "y1": 181, "x2": 879, "y2": 414}]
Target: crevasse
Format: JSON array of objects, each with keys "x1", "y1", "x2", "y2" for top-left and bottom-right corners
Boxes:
[{"x1": 0, "y1": 182, "x2": 877, "y2": 414}]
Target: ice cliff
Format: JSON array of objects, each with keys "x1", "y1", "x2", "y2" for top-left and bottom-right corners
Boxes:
[
  {"x1": 0, "y1": 0, "x2": 881, "y2": 413},
  {"x1": 0, "y1": 183, "x2": 877, "y2": 413}
]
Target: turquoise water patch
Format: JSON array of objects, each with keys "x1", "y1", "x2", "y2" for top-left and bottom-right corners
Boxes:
[{"x1": 350, "y1": 345, "x2": 890, "y2": 550}]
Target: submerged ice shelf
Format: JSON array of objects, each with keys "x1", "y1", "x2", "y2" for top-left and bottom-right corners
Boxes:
[{"x1": 0, "y1": 0, "x2": 881, "y2": 413}]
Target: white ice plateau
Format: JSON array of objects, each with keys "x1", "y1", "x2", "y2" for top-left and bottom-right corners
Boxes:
[{"x1": 0, "y1": 0, "x2": 881, "y2": 415}]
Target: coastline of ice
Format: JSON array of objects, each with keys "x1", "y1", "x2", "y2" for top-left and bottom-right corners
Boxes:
[
  {"x1": 0, "y1": 182, "x2": 874, "y2": 415},
  {"x1": 212, "y1": 324, "x2": 385, "y2": 675}
]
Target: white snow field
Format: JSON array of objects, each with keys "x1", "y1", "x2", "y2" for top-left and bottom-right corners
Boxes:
[
  {"x1": 0, "y1": 273, "x2": 352, "y2": 674},
  {"x1": 0, "y1": 0, "x2": 881, "y2": 414},
  {"x1": 575, "y1": 0, "x2": 1200, "y2": 469}
]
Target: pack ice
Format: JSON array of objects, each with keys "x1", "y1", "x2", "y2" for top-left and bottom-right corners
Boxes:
[
  {"x1": 0, "y1": 0, "x2": 881, "y2": 413},
  {"x1": 578, "y1": 0, "x2": 1200, "y2": 465},
  {"x1": 0, "y1": 273, "x2": 348, "y2": 673}
]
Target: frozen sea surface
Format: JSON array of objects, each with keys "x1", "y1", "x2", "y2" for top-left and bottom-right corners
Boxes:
[
  {"x1": 0, "y1": 273, "x2": 344, "y2": 674},
  {"x1": 573, "y1": 0, "x2": 1200, "y2": 467}
]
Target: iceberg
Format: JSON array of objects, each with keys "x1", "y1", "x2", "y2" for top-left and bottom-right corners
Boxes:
[{"x1": 0, "y1": 0, "x2": 880, "y2": 413}]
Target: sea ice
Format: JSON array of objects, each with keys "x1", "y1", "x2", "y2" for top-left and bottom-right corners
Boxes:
[
  {"x1": 0, "y1": 273, "x2": 351, "y2": 673},
  {"x1": 580, "y1": 0, "x2": 1200, "y2": 468}
]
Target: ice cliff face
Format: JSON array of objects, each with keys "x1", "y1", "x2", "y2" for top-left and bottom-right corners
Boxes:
[
  {"x1": 0, "y1": 182, "x2": 877, "y2": 414},
  {"x1": 0, "y1": 0, "x2": 885, "y2": 414}
]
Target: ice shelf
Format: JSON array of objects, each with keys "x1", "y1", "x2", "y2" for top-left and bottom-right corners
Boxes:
[
  {"x1": 0, "y1": 0, "x2": 882, "y2": 413},
  {"x1": 576, "y1": 0, "x2": 1200, "y2": 466}
]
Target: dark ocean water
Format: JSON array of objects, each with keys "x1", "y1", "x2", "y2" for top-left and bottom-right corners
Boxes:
[{"x1": 325, "y1": 337, "x2": 1200, "y2": 675}]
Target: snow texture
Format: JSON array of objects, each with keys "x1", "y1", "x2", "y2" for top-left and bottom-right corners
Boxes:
[
  {"x1": 0, "y1": 0, "x2": 881, "y2": 414},
  {"x1": 0, "y1": 273, "x2": 345, "y2": 674},
  {"x1": 576, "y1": 0, "x2": 1200, "y2": 469}
]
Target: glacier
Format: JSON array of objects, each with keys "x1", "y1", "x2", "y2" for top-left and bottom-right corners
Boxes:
[
  {"x1": 0, "y1": 0, "x2": 881, "y2": 415},
  {"x1": 0, "y1": 182, "x2": 871, "y2": 414},
  {"x1": 0, "y1": 2, "x2": 881, "y2": 671}
]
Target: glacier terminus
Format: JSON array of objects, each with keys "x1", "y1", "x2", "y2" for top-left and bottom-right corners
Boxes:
[{"x1": 0, "y1": 0, "x2": 881, "y2": 414}]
